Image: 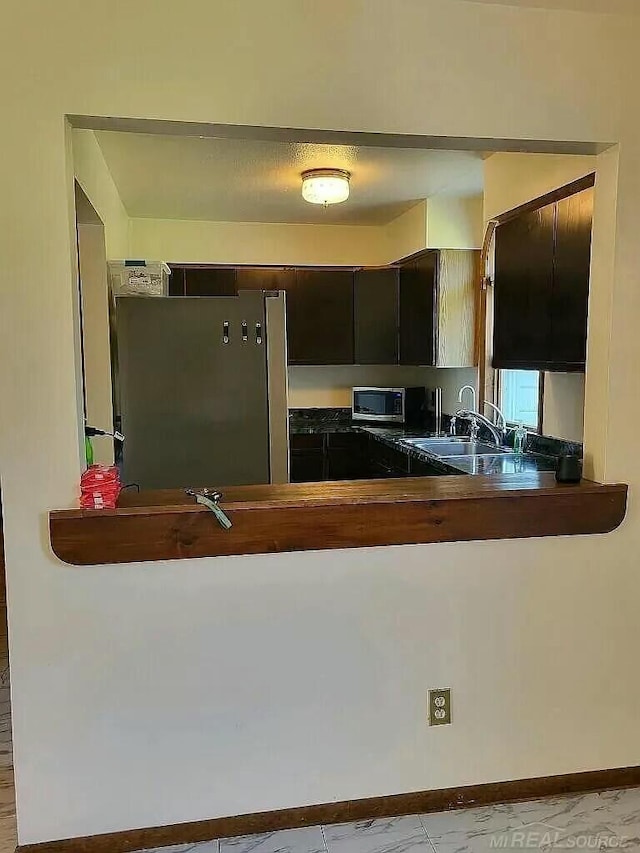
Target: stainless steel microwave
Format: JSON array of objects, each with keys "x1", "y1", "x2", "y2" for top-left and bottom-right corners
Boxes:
[{"x1": 352, "y1": 387, "x2": 427, "y2": 425}]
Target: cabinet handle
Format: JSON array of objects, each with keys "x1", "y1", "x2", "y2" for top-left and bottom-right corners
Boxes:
[
  {"x1": 241, "y1": 320, "x2": 248, "y2": 342},
  {"x1": 222, "y1": 321, "x2": 230, "y2": 344},
  {"x1": 256, "y1": 322, "x2": 263, "y2": 345}
]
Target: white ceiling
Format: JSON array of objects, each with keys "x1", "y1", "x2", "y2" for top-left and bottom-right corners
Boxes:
[
  {"x1": 458, "y1": 0, "x2": 640, "y2": 13},
  {"x1": 95, "y1": 132, "x2": 484, "y2": 226}
]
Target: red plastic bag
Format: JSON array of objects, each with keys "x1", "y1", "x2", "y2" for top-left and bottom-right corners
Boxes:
[{"x1": 80, "y1": 465, "x2": 122, "y2": 510}]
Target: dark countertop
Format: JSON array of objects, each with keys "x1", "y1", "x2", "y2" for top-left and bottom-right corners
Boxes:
[
  {"x1": 289, "y1": 417, "x2": 558, "y2": 475},
  {"x1": 290, "y1": 423, "x2": 360, "y2": 434},
  {"x1": 289, "y1": 420, "x2": 437, "y2": 439}
]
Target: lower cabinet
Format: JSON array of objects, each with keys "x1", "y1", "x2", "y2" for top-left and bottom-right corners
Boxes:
[
  {"x1": 325, "y1": 433, "x2": 370, "y2": 481},
  {"x1": 367, "y1": 439, "x2": 410, "y2": 479},
  {"x1": 409, "y1": 456, "x2": 452, "y2": 477},
  {"x1": 289, "y1": 434, "x2": 325, "y2": 483},
  {"x1": 290, "y1": 432, "x2": 369, "y2": 482},
  {"x1": 290, "y1": 432, "x2": 450, "y2": 482}
]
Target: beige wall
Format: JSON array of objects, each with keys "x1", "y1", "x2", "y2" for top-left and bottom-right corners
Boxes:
[
  {"x1": 483, "y1": 152, "x2": 598, "y2": 221},
  {"x1": 426, "y1": 194, "x2": 483, "y2": 249},
  {"x1": 384, "y1": 202, "x2": 428, "y2": 260},
  {"x1": 289, "y1": 365, "x2": 477, "y2": 413},
  {"x1": 72, "y1": 130, "x2": 129, "y2": 258},
  {"x1": 1, "y1": 1, "x2": 640, "y2": 847},
  {"x1": 543, "y1": 373, "x2": 585, "y2": 443},
  {"x1": 129, "y1": 217, "x2": 389, "y2": 267},
  {"x1": 129, "y1": 195, "x2": 482, "y2": 268},
  {"x1": 76, "y1": 221, "x2": 114, "y2": 464}
]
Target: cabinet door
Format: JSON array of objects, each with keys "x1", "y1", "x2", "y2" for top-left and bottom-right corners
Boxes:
[
  {"x1": 368, "y1": 439, "x2": 410, "y2": 478},
  {"x1": 290, "y1": 451, "x2": 324, "y2": 482},
  {"x1": 286, "y1": 270, "x2": 354, "y2": 364},
  {"x1": 399, "y1": 252, "x2": 437, "y2": 365},
  {"x1": 325, "y1": 433, "x2": 369, "y2": 480},
  {"x1": 354, "y1": 268, "x2": 399, "y2": 364},
  {"x1": 436, "y1": 250, "x2": 478, "y2": 368},
  {"x1": 184, "y1": 267, "x2": 237, "y2": 296},
  {"x1": 289, "y1": 434, "x2": 325, "y2": 483},
  {"x1": 235, "y1": 268, "x2": 296, "y2": 292},
  {"x1": 409, "y1": 456, "x2": 452, "y2": 477},
  {"x1": 493, "y1": 203, "x2": 556, "y2": 369},
  {"x1": 549, "y1": 187, "x2": 593, "y2": 369},
  {"x1": 168, "y1": 266, "x2": 185, "y2": 296}
]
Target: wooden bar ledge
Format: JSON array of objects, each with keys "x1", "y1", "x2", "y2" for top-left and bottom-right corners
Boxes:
[{"x1": 49, "y1": 474, "x2": 628, "y2": 566}]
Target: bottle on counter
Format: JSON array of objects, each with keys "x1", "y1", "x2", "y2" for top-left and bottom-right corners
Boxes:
[{"x1": 514, "y1": 422, "x2": 527, "y2": 454}]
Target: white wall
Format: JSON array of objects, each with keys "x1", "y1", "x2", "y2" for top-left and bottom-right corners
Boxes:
[{"x1": 1, "y1": 1, "x2": 640, "y2": 846}]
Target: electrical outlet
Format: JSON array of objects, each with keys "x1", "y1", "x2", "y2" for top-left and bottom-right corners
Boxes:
[{"x1": 428, "y1": 688, "x2": 452, "y2": 726}]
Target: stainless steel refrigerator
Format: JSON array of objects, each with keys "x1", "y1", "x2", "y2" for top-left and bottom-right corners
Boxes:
[{"x1": 111, "y1": 290, "x2": 289, "y2": 490}]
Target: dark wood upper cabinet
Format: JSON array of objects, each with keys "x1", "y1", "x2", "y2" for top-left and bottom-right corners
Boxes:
[
  {"x1": 286, "y1": 269, "x2": 354, "y2": 364},
  {"x1": 493, "y1": 202, "x2": 556, "y2": 369},
  {"x1": 493, "y1": 184, "x2": 593, "y2": 372},
  {"x1": 168, "y1": 266, "x2": 237, "y2": 297},
  {"x1": 185, "y1": 267, "x2": 236, "y2": 296},
  {"x1": 354, "y1": 268, "x2": 399, "y2": 364},
  {"x1": 235, "y1": 267, "x2": 296, "y2": 292},
  {"x1": 166, "y1": 253, "x2": 476, "y2": 368},
  {"x1": 168, "y1": 266, "x2": 185, "y2": 296},
  {"x1": 549, "y1": 187, "x2": 593, "y2": 368},
  {"x1": 399, "y1": 251, "x2": 437, "y2": 365}
]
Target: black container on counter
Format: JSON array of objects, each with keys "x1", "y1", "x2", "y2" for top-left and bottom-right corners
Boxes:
[{"x1": 556, "y1": 454, "x2": 583, "y2": 483}]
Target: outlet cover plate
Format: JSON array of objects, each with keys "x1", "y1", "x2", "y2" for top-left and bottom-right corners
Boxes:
[{"x1": 428, "y1": 688, "x2": 451, "y2": 726}]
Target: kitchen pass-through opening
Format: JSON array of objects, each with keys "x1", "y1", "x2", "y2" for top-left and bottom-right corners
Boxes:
[{"x1": 71, "y1": 117, "x2": 597, "y2": 501}]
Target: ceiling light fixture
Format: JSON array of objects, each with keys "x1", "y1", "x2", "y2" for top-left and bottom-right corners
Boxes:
[{"x1": 301, "y1": 168, "x2": 351, "y2": 206}]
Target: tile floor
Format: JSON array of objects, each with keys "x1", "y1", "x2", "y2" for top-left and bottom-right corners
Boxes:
[{"x1": 137, "y1": 788, "x2": 640, "y2": 853}]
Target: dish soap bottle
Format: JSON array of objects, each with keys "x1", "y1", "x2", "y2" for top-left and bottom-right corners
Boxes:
[{"x1": 514, "y1": 422, "x2": 527, "y2": 454}]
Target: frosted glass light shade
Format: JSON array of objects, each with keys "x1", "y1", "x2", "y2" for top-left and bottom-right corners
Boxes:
[{"x1": 301, "y1": 169, "x2": 350, "y2": 205}]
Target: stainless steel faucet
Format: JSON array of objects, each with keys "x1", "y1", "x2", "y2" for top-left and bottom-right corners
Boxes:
[
  {"x1": 450, "y1": 409, "x2": 505, "y2": 447},
  {"x1": 483, "y1": 400, "x2": 507, "y2": 432},
  {"x1": 457, "y1": 384, "x2": 477, "y2": 412}
]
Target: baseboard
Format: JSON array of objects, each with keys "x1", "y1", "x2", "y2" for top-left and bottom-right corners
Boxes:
[{"x1": 17, "y1": 765, "x2": 640, "y2": 853}]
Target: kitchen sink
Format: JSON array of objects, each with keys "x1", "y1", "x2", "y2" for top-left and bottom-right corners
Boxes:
[{"x1": 403, "y1": 437, "x2": 508, "y2": 456}]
